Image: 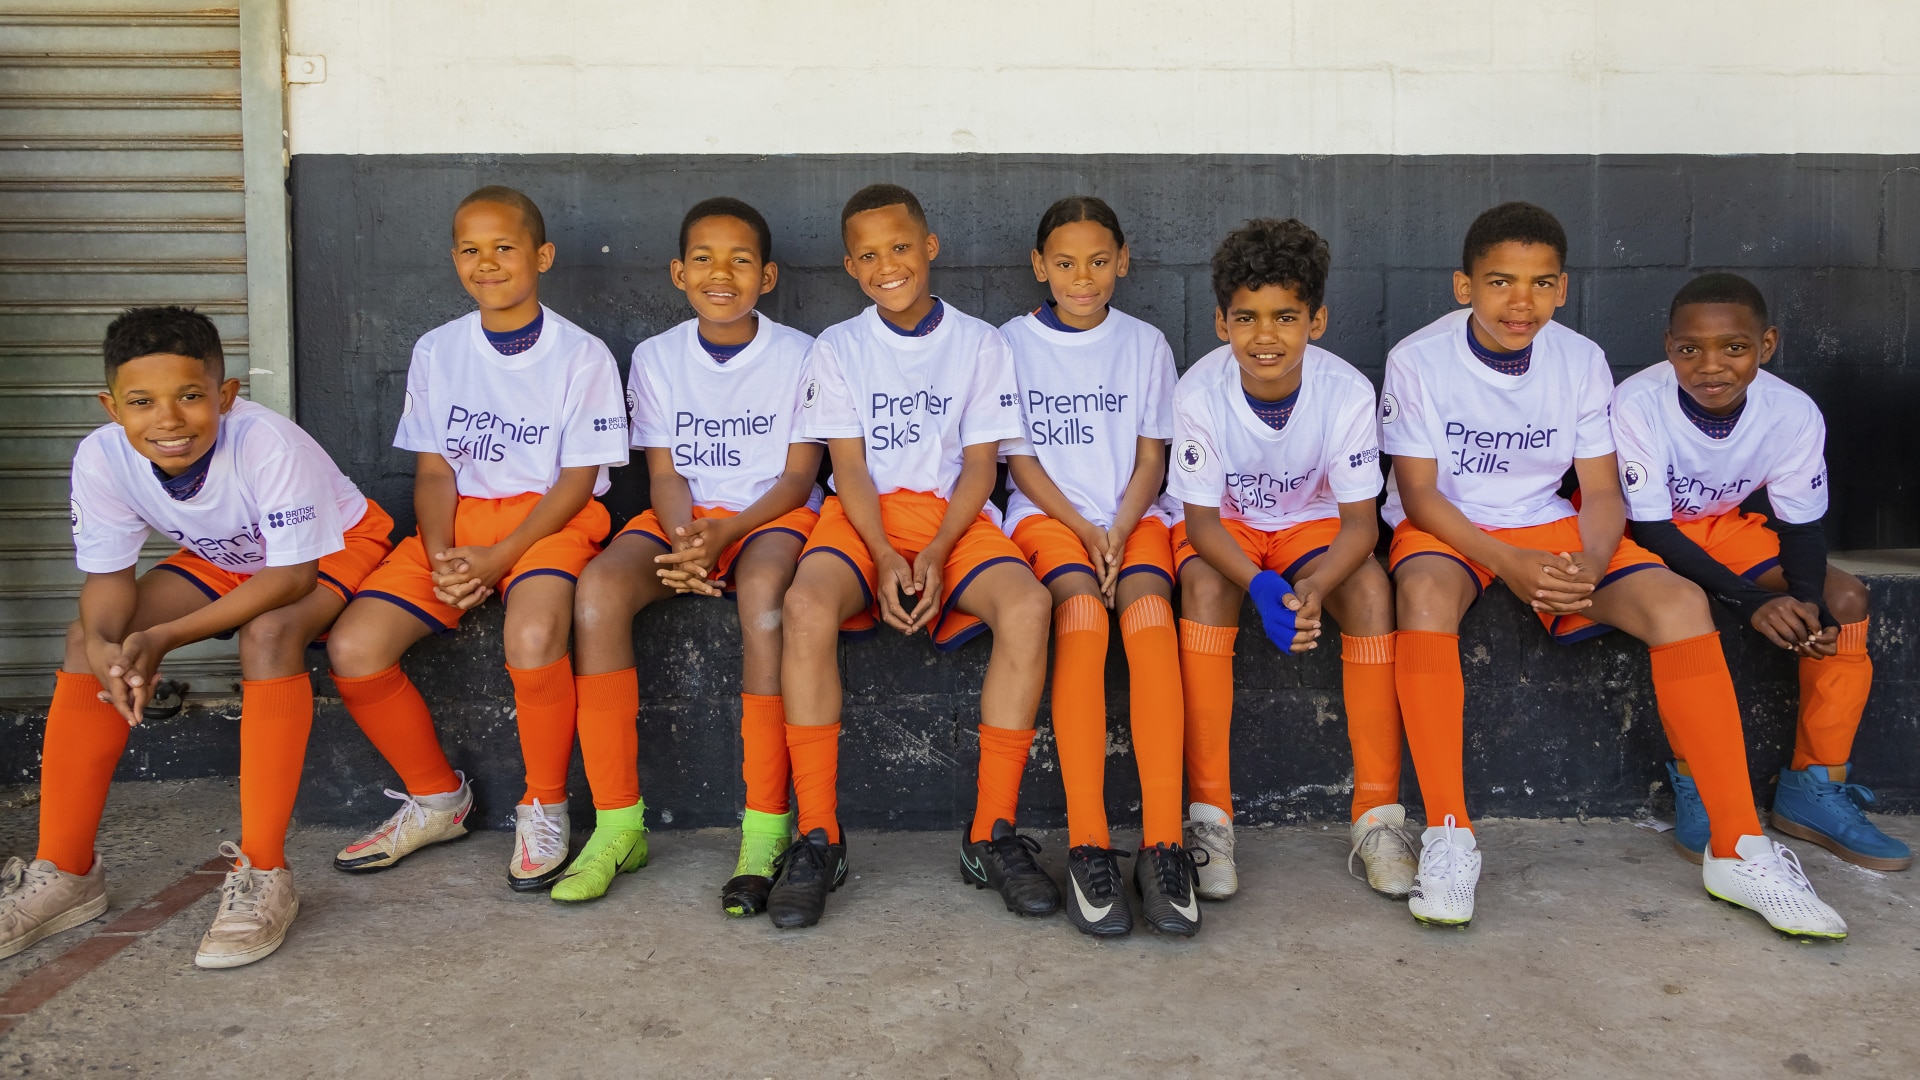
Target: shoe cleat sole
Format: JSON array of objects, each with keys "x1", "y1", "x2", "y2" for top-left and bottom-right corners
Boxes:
[
  {"x1": 1768, "y1": 815, "x2": 1913, "y2": 872},
  {"x1": 1704, "y1": 888, "x2": 1848, "y2": 940}
]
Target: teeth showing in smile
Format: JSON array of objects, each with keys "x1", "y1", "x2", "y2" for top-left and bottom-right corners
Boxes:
[{"x1": 877, "y1": 279, "x2": 907, "y2": 290}]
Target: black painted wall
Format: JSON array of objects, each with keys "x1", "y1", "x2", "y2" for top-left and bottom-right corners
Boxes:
[{"x1": 293, "y1": 153, "x2": 1920, "y2": 549}]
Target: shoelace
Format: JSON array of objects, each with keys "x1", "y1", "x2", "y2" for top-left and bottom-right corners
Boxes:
[
  {"x1": 1349, "y1": 818, "x2": 1417, "y2": 882},
  {"x1": 378, "y1": 787, "x2": 432, "y2": 839},
  {"x1": 1421, "y1": 817, "x2": 1465, "y2": 882},
  {"x1": 1148, "y1": 844, "x2": 1202, "y2": 898},
  {"x1": 0, "y1": 857, "x2": 28, "y2": 898},
  {"x1": 214, "y1": 842, "x2": 263, "y2": 924},
  {"x1": 989, "y1": 831, "x2": 1045, "y2": 875},
  {"x1": 522, "y1": 799, "x2": 566, "y2": 863},
  {"x1": 772, "y1": 836, "x2": 826, "y2": 885},
  {"x1": 1073, "y1": 848, "x2": 1130, "y2": 901},
  {"x1": 1188, "y1": 820, "x2": 1232, "y2": 849},
  {"x1": 1752, "y1": 841, "x2": 1818, "y2": 894},
  {"x1": 1808, "y1": 779, "x2": 1878, "y2": 821}
]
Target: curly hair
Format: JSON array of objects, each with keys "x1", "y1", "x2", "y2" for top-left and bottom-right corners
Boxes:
[
  {"x1": 1461, "y1": 201, "x2": 1565, "y2": 274},
  {"x1": 679, "y1": 196, "x2": 773, "y2": 264},
  {"x1": 1669, "y1": 271, "x2": 1769, "y2": 325},
  {"x1": 103, "y1": 305, "x2": 223, "y2": 383},
  {"x1": 1210, "y1": 218, "x2": 1330, "y2": 314}
]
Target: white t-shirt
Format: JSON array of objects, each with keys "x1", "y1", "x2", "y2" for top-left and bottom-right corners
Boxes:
[
  {"x1": 393, "y1": 306, "x2": 629, "y2": 499},
  {"x1": 799, "y1": 303, "x2": 1023, "y2": 503},
  {"x1": 628, "y1": 314, "x2": 822, "y2": 513},
  {"x1": 1166, "y1": 344, "x2": 1384, "y2": 529},
  {"x1": 1380, "y1": 309, "x2": 1615, "y2": 529},
  {"x1": 1611, "y1": 363, "x2": 1828, "y2": 525},
  {"x1": 999, "y1": 307, "x2": 1178, "y2": 531},
  {"x1": 70, "y1": 399, "x2": 368, "y2": 574}
]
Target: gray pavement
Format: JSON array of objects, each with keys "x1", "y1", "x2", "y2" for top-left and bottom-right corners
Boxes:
[{"x1": 0, "y1": 780, "x2": 1916, "y2": 1079}]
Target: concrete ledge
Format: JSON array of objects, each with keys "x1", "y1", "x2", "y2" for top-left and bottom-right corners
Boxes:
[{"x1": 2, "y1": 556, "x2": 1915, "y2": 832}]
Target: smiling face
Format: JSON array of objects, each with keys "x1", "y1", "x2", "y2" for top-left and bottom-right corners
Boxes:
[
  {"x1": 1666, "y1": 302, "x2": 1776, "y2": 416},
  {"x1": 98, "y1": 352, "x2": 240, "y2": 476},
  {"x1": 673, "y1": 214, "x2": 777, "y2": 344},
  {"x1": 451, "y1": 200, "x2": 554, "y2": 330},
  {"x1": 1031, "y1": 219, "x2": 1129, "y2": 330},
  {"x1": 1215, "y1": 282, "x2": 1327, "y2": 400},
  {"x1": 1452, "y1": 241, "x2": 1567, "y2": 353},
  {"x1": 842, "y1": 203, "x2": 939, "y2": 329}
]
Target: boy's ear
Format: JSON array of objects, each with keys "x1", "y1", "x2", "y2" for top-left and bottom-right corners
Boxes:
[
  {"x1": 1758, "y1": 325, "x2": 1780, "y2": 366},
  {"x1": 924, "y1": 231, "x2": 939, "y2": 262},
  {"x1": 1029, "y1": 248, "x2": 1047, "y2": 284},
  {"x1": 1214, "y1": 306, "x2": 1230, "y2": 343},
  {"x1": 535, "y1": 241, "x2": 556, "y2": 273},
  {"x1": 1115, "y1": 243, "x2": 1130, "y2": 278},
  {"x1": 760, "y1": 260, "x2": 779, "y2": 294},
  {"x1": 1308, "y1": 304, "x2": 1329, "y2": 341},
  {"x1": 1451, "y1": 270, "x2": 1473, "y2": 306},
  {"x1": 97, "y1": 388, "x2": 120, "y2": 424},
  {"x1": 1553, "y1": 271, "x2": 1569, "y2": 308},
  {"x1": 842, "y1": 251, "x2": 858, "y2": 279},
  {"x1": 219, "y1": 377, "x2": 241, "y2": 411}
]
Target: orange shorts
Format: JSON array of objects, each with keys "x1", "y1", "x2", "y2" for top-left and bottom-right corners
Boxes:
[
  {"x1": 153, "y1": 499, "x2": 395, "y2": 639},
  {"x1": 1172, "y1": 516, "x2": 1342, "y2": 581},
  {"x1": 801, "y1": 491, "x2": 1032, "y2": 650},
  {"x1": 611, "y1": 504, "x2": 820, "y2": 589},
  {"x1": 357, "y1": 492, "x2": 611, "y2": 633},
  {"x1": 1388, "y1": 515, "x2": 1666, "y2": 643},
  {"x1": 1010, "y1": 514, "x2": 1175, "y2": 588},
  {"x1": 1672, "y1": 509, "x2": 1782, "y2": 580}
]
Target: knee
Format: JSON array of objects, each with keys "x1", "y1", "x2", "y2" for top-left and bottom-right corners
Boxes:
[
  {"x1": 1659, "y1": 577, "x2": 1715, "y2": 637},
  {"x1": 1392, "y1": 570, "x2": 1452, "y2": 627},
  {"x1": 504, "y1": 618, "x2": 566, "y2": 665},
  {"x1": 238, "y1": 611, "x2": 305, "y2": 660},
  {"x1": 1001, "y1": 579, "x2": 1055, "y2": 643},
  {"x1": 325, "y1": 625, "x2": 382, "y2": 677},
  {"x1": 1179, "y1": 564, "x2": 1239, "y2": 617},
  {"x1": 781, "y1": 585, "x2": 838, "y2": 644},
  {"x1": 1827, "y1": 572, "x2": 1870, "y2": 625}
]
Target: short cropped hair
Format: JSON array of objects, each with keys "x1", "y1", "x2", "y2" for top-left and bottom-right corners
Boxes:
[
  {"x1": 454, "y1": 184, "x2": 547, "y2": 249},
  {"x1": 1669, "y1": 271, "x2": 1769, "y2": 325},
  {"x1": 1034, "y1": 195, "x2": 1125, "y2": 252},
  {"x1": 103, "y1": 306, "x2": 224, "y2": 383},
  {"x1": 840, "y1": 183, "x2": 927, "y2": 232},
  {"x1": 1461, "y1": 201, "x2": 1566, "y2": 274},
  {"x1": 679, "y1": 197, "x2": 773, "y2": 263},
  {"x1": 1210, "y1": 218, "x2": 1331, "y2": 314}
]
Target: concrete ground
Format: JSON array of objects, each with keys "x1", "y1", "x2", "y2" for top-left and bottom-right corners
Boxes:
[{"x1": 0, "y1": 781, "x2": 1915, "y2": 1079}]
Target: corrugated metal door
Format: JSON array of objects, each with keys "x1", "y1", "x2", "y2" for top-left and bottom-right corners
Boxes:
[{"x1": 0, "y1": 1, "x2": 249, "y2": 699}]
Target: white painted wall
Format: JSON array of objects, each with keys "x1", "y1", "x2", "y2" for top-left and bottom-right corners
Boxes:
[{"x1": 286, "y1": 0, "x2": 1920, "y2": 155}]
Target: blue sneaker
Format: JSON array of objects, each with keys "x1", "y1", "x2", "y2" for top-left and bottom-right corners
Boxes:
[
  {"x1": 1771, "y1": 764, "x2": 1913, "y2": 871},
  {"x1": 1665, "y1": 761, "x2": 1709, "y2": 865}
]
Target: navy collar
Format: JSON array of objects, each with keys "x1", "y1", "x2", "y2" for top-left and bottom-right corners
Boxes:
[
  {"x1": 1465, "y1": 321, "x2": 1531, "y2": 376},
  {"x1": 1677, "y1": 384, "x2": 1743, "y2": 439},
  {"x1": 483, "y1": 308, "x2": 544, "y2": 355},
  {"x1": 151, "y1": 441, "x2": 215, "y2": 501},
  {"x1": 1032, "y1": 301, "x2": 1089, "y2": 333},
  {"x1": 1244, "y1": 387, "x2": 1300, "y2": 432},
  {"x1": 880, "y1": 297, "x2": 945, "y2": 337}
]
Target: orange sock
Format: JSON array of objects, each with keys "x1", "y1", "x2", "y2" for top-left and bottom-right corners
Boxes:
[
  {"x1": 36, "y1": 671, "x2": 130, "y2": 875},
  {"x1": 1649, "y1": 632, "x2": 1762, "y2": 857},
  {"x1": 1395, "y1": 630, "x2": 1470, "y2": 830},
  {"x1": 1793, "y1": 619, "x2": 1871, "y2": 771},
  {"x1": 971, "y1": 725, "x2": 1037, "y2": 842},
  {"x1": 787, "y1": 722, "x2": 841, "y2": 842},
  {"x1": 237, "y1": 673, "x2": 313, "y2": 871},
  {"x1": 741, "y1": 693, "x2": 791, "y2": 815},
  {"x1": 508, "y1": 656, "x2": 576, "y2": 806},
  {"x1": 332, "y1": 663, "x2": 459, "y2": 796},
  {"x1": 1052, "y1": 595, "x2": 1111, "y2": 848},
  {"x1": 1342, "y1": 633, "x2": 1404, "y2": 821},
  {"x1": 574, "y1": 669, "x2": 640, "y2": 810},
  {"x1": 1178, "y1": 620, "x2": 1237, "y2": 817},
  {"x1": 1122, "y1": 595, "x2": 1184, "y2": 848}
]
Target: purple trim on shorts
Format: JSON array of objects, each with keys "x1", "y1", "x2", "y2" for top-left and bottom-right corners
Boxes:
[
  {"x1": 1040, "y1": 561, "x2": 1100, "y2": 585},
  {"x1": 502, "y1": 568, "x2": 577, "y2": 604},
  {"x1": 1740, "y1": 555, "x2": 1782, "y2": 582},
  {"x1": 616, "y1": 527, "x2": 671, "y2": 551},
  {"x1": 1281, "y1": 545, "x2": 1331, "y2": 582},
  {"x1": 800, "y1": 546, "x2": 876, "y2": 613},
  {"x1": 1547, "y1": 562, "x2": 1664, "y2": 644},
  {"x1": 1117, "y1": 563, "x2": 1174, "y2": 587},
  {"x1": 933, "y1": 555, "x2": 1028, "y2": 651},
  {"x1": 734, "y1": 525, "x2": 809, "y2": 565},
  {"x1": 151, "y1": 561, "x2": 223, "y2": 602},
  {"x1": 357, "y1": 590, "x2": 456, "y2": 636},
  {"x1": 315, "y1": 568, "x2": 354, "y2": 602},
  {"x1": 1390, "y1": 550, "x2": 1487, "y2": 600},
  {"x1": 1598, "y1": 561, "x2": 1662, "y2": 589}
]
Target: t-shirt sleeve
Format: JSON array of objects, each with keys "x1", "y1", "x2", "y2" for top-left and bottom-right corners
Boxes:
[
  {"x1": 393, "y1": 339, "x2": 438, "y2": 454},
  {"x1": 1376, "y1": 353, "x2": 1433, "y2": 458},
  {"x1": 957, "y1": 329, "x2": 1024, "y2": 447},
  {"x1": 1765, "y1": 407, "x2": 1830, "y2": 525},
  {"x1": 1572, "y1": 348, "x2": 1617, "y2": 458},
  {"x1": 798, "y1": 339, "x2": 863, "y2": 440},
  {"x1": 628, "y1": 352, "x2": 672, "y2": 450},
  {"x1": 243, "y1": 427, "x2": 348, "y2": 566},
  {"x1": 557, "y1": 344, "x2": 632, "y2": 469},
  {"x1": 1610, "y1": 391, "x2": 1674, "y2": 522},
  {"x1": 1138, "y1": 334, "x2": 1179, "y2": 441},
  {"x1": 1328, "y1": 380, "x2": 1386, "y2": 503},
  {"x1": 69, "y1": 440, "x2": 150, "y2": 574},
  {"x1": 1164, "y1": 392, "x2": 1226, "y2": 508}
]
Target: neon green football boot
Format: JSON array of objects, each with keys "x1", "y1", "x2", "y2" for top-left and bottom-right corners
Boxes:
[
  {"x1": 549, "y1": 800, "x2": 647, "y2": 903},
  {"x1": 721, "y1": 808, "x2": 793, "y2": 917}
]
